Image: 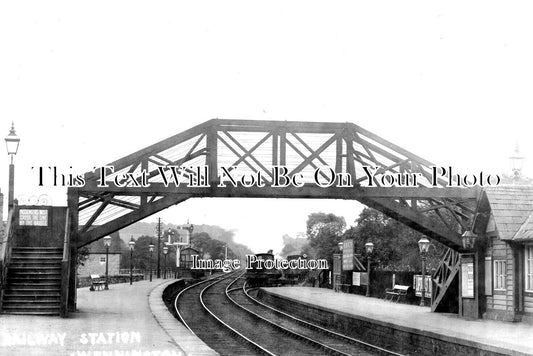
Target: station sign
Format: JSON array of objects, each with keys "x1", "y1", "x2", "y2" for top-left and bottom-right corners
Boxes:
[
  {"x1": 19, "y1": 209, "x2": 48, "y2": 226},
  {"x1": 342, "y1": 239, "x2": 354, "y2": 271}
]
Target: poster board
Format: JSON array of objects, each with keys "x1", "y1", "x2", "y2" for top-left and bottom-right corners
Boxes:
[
  {"x1": 461, "y1": 256, "x2": 475, "y2": 298},
  {"x1": 352, "y1": 272, "x2": 361, "y2": 286},
  {"x1": 413, "y1": 275, "x2": 432, "y2": 298}
]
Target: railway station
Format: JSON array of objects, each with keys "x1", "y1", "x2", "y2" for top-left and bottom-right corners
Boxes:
[{"x1": 1, "y1": 119, "x2": 533, "y2": 355}]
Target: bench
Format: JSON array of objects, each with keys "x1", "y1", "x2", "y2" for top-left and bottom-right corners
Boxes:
[
  {"x1": 384, "y1": 284, "x2": 410, "y2": 302},
  {"x1": 89, "y1": 274, "x2": 106, "y2": 291}
]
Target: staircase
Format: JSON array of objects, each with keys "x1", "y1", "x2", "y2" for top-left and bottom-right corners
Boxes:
[
  {"x1": 1, "y1": 247, "x2": 62, "y2": 315},
  {"x1": 431, "y1": 248, "x2": 460, "y2": 313}
]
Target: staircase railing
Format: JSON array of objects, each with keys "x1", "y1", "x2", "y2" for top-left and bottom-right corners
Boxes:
[
  {"x1": 0, "y1": 209, "x2": 15, "y2": 313},
  {"x1": 60, "y1": 208, "x2": 71, "y2": 318},
  {"x1": 431, "y1": 247, "x2": 460, "y2": 312}
]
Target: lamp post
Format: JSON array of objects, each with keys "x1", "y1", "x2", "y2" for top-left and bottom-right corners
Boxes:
[
  {"x1": 365, "y1": 242, "x2": 374, "y2": 297},
  {"x1": 5, "y1": 122, "x2": 20, "y2": 213},
  {"x1": 509, "y1": 144, "x2": 525, "y2": 184},
  {"x1": 338, "y1": 242, "x2": 343, "y2": 252},
  {"x1": 418, "y1": 237, "x2": 430, "y2": 306},
  {"x1": 103, "y1": 235, "x2": 111, "y2": 290},
  {"x1": 167, "y1": 229, "x2": 177, "y2": 278},
  {"x1": 149, "y1": 243, "x2": 155, "y2": 282},
  {"x1": 163, "y1": 245, "x2": 169, "y2": 279},
  {"x1": 155, "y1": 218, "x2": 162, "y2": 278},
  {"x1": 129, "y1": 236, "x2": 135, "y2": 285}
]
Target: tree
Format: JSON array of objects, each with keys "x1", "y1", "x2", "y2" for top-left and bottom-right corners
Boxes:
[
  {"x1": 343, "y1": 207, "x2": 444, "y2": 272},
  {"x1": 190, "y1": 232, "x2": 235, "y2": 260},
  {"x1": 120, "y1": 235, "x2": 160, "y2": 270},
  {"x1": 306, "y1": 212, "x2": 346, "y2": 265},
  {"x1": 280, "y1": 234, "x2": 310, "y2": 257}
]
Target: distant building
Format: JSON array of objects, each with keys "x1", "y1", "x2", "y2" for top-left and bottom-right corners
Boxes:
[{"x1": 77, "y1": 232, "x2": 122, "y2": 277}]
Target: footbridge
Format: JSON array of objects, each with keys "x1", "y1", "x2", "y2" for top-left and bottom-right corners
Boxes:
[
  {"x1": 70, "y1": 119, "x2": 481, "y2": 250},
  {"x1": 3, "y1": 119, "x2": 489, "y2": 317}
]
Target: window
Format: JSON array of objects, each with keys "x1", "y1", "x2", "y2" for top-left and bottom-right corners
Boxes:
[
  {"x1": 526, "y1": 246, "x2": 533, "y2": 292},
  {"x1": 494, "y1": 260, "x2": 506, "y2": 291},
  {"x1": 100, "y1": 256, "x2": 106, "y2": 264}
]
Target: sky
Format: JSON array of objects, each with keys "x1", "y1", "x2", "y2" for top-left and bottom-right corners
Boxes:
[{"x1": 1, "y1": 1, "x2": 533, "y2": 253}]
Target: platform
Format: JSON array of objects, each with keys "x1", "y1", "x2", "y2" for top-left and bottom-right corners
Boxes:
[
  {"x1": 258, "y1": 287, "x2": 533, "y2": 356},
  {"x1": 0, "y1": 279, "x2": 210, "y2": 356}
]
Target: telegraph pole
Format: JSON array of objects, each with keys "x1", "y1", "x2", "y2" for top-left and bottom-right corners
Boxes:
[{"x1": 156, "y1": 218, "x2": 162, "y2": 278}]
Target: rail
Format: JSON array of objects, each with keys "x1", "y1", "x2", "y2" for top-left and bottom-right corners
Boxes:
[
  {"x1": 0, "y1": 209, "x2": 15, "y2": 313},
  {"x1": 60, "y1": 208, "x2": 71, "y2": 318}
]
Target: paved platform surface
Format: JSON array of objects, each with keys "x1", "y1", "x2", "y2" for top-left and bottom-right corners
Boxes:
[
  {"x1": 0, "y1": 279, "x2": 189, "y2": 356},
  {"x1": 262, "y1": 286, "x2": 533, "y2": 355},
  {"x1": 150, "y1": 280, "x2": 219, "y2": 356}
]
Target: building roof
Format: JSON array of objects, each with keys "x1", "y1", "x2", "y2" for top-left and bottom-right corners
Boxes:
[
  {"x1": 85, "y1": 232, "x2": 123, "y2": 254},
  {"x1": 514, "y1": 212, "x2": 533, "y2": 242},
  {"x1": 484, "y1": 186, "x2": 533, "y2": 242}
]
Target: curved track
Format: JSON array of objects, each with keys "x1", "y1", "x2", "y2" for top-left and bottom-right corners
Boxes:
[{"x1": 175, "y1": 273, "x2": 405, "y2": 356}]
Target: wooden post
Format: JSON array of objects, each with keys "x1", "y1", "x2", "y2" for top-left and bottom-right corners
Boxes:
[{"x1": 67, "y1": 191, "x2": 79, "y2": 313}]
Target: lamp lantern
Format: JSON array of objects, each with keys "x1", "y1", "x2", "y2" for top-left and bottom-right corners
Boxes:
[
  {"x1": 418, "y1": 238, "x2": 430, "y2": 254},
  {"x1": 5, "y1": 122, "x2": 20, "y2": 157},
  {"x1": 461, "y1": 230, "x2": 477, "y2": 250},
  {"x1": 129, "y1": 237, "x2": 135, "y2": 250},
  {"x1": 365, "y1": 242, "x2": 374, "y2": 255}
]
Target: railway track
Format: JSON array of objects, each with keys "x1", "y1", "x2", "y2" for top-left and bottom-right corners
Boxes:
[{"x1": 175, "y1": 272, "x2": 405, "y2": 356}]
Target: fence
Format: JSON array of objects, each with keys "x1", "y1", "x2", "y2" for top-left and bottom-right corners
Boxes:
[{"x1": 333, "y1": 270, "x2": 423, "y2": 304}]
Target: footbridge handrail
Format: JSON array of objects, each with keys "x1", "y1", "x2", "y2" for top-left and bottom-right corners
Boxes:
[{"x1": 60, "y1": 208, "x2": 71, "y2": 318}]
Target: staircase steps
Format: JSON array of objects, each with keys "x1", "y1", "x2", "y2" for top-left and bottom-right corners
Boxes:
[{"x1": 1, "y1": 247, "x2": 63, "y2": 316}]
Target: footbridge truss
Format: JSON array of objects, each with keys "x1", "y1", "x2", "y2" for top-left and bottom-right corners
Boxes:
[{"x1": 67, "y1": 119, "x2": 482, "y2": 251}]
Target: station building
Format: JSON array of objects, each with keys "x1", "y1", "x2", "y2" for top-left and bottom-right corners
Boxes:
[{"x1": 479, "y1": 186, "x2": 533, "y2": 322}]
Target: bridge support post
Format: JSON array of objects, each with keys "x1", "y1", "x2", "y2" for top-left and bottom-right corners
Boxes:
[
  {"x1": 67, "y1": 191, "x2": 79, "y2": 312},
  {"x1": 68, "y1": 246, "x2": 77, "y2": 312}
]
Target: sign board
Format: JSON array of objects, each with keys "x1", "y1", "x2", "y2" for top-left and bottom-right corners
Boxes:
[
  {"x1": 168, "y1": 228, "x2": 190, "y2": 246},
  {"x1": 352, "y1": 272, "x2": 361, "y2": 286},
  {"x1": 360, "y1": 272, "x2": 368, "y2": 286},
  {"x1": 19, "y1": 209, "x2": 48, "y2": 226},
  {"x1": 461, "y1": 256, "x2": 475, "y2": 298},
  {"x1": 342, "y1": 239, "x2": 354, "y2": 271},
  {"x1": 413, "y1": 275, "x2": 432, "y2": 298},
  {"x1": 484, "y1": 257, "x2": 492, "y2": 296},
  {"x1": 333, "y1": 254, "x2": 342, "y2": 275}
]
